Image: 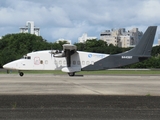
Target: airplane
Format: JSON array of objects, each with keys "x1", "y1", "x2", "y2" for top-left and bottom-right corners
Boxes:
[{"x1": 3, "y1": 26, "x2": 157, "y2": 76}]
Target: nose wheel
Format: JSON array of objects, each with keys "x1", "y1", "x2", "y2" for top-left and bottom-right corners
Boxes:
[{"x1": 19, "y1": 72, "x2": 24, "y2": 77}]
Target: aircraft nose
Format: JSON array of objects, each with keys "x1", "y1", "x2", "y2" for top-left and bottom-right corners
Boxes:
[
  {"x1": 3, "y1": 64, "x2": 10, "y2": 69},
  {"x1": 3, "y1": 63, "x2": 16, "y2": 70}
]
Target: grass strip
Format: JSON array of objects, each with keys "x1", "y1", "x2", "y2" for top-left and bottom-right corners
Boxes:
[{"x1": 1, "y1": 69, "x2": 160, "y2": 75}]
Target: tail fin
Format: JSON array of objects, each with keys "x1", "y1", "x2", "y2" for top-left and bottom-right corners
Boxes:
[{"x1": 121, "y1": 26, "x2": 157, "y2": 56}]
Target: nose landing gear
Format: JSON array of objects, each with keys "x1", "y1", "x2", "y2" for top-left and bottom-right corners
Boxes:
[{"x1": 19, "y1": 72, "x2": 24, "y2": 77}]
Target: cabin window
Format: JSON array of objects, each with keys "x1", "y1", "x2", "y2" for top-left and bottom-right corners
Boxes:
[
  {"x1": 63, "y1": 61, "x2": 66, "y2": 65},
  {"x1": 45, "y1": 60, "x2": 48, "y2": 64},
  {"x1": 86, "y1": 61, "x2": 90, "y2": 65},
  {"x1": 59, "y1": 61, "x2": 62, "y2": 65},
  {"x1": 91, "y1": 61, "x2": 94, "y2": 65},
  {"x1": 55, "y1": 60, "x2": 58, "y2": 64},
  {"x1": 40, "y1": 60, "x2": 43, "y2": 64},
  {"x1": 73, "y1": 61, "x2": 76, "y2": 65},
  {"x1": 77, "y1": 61, "x2": 80, "y2": 65},
  {"x1": 82, "y1": 61, "x2": 85, "y2": 65}
]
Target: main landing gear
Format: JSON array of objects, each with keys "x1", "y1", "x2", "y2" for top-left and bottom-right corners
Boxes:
[
  {"x1": 68, "y1": 72, "x2": 75, "y2": 76},
  {"x1": 19, "y1": 71, "x2": 24, "y2": 77}
]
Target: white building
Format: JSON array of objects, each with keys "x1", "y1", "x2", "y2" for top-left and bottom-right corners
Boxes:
[
  {"x1": 120, "y1": 36, "x2": 132, "y2": 48},
  {"x1": 56, "y1": 38, "x2": 72, "y2": 44},
  {"x1": 78, "y1": 33, "x2": 97, "y2": 43},
  {"x1": 100, "y1": 28, "x2": 143, "y2": 48},
  {"x1": 20, "y1": 21, "x2": 40, "y2": 36},
  {"x1": 0, "y1": 36, "x2": 2, "y2": 39}
]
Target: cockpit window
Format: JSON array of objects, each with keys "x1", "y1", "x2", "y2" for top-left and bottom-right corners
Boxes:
[
  {"x1": 23, "y1": 56, "x2": 31, "y2": 59},
  {"x1": 27, "y1": 56, "x2": 31, "y2": 59}
]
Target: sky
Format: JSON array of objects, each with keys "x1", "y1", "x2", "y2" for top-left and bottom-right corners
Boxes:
[{"x1": 0, "y1": 0, "x2": 160, "y2": 44}]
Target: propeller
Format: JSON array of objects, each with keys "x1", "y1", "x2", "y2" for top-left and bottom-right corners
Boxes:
[{"x1": 49, "y1": 45, "x2": 55, "y2": 59}]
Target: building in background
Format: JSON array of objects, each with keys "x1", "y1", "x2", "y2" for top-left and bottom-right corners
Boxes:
[
  {"x1": 0, "y1": 36, "x2": 2, "y2": 39},
  {"x1": 100, "y1": 28, "x2": 143, "y2": 48},
  {"x1": 56, "y1": 38, "x2": 72, "y2": 44},
  {"x1": 20, "y1": 21, "x2": 40, "y2": 36},
  {"x1": 78, "y1": 33, "x2": 97, "y2": 43}
]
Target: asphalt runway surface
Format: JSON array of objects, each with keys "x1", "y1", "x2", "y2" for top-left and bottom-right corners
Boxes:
[{"x1": 0, "y1": 74, "x2": 160, "y2": 120}]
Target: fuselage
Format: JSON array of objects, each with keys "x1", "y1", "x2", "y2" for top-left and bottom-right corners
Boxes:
[{"x1": 3, "y1": 50, "x2": 108, "y2": 72}]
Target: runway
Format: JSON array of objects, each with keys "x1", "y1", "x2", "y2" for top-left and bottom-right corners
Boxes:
[
  {"x1": 0, "y1": 74, "x2": 160, "y2": 120},
  {"x1": 0, "y1": 74, "x2": 160, "y2": 95}
]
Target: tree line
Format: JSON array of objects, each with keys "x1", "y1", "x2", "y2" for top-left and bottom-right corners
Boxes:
[{"x1": 0, "y1": 33, "x2": 160, "y2": 68}]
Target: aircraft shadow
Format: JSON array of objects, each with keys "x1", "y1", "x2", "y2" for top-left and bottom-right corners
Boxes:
[{"x1": 74, "y1": 74, "x2": 84, "y2": 77}]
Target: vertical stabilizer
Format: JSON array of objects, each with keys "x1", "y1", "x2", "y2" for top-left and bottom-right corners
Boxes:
[{"x1": 121, "y1": 26, "x2": 157, "y2": 56}]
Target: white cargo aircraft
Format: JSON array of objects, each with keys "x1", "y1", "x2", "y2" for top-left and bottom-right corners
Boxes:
[{"x1": 3, "y1": 26, "x2": 157, "y2": 76}]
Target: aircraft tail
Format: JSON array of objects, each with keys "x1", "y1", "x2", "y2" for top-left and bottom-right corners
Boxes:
[
  {"x1": 120, "y1": 26, "x2": 157, "y2": 56},
  {"x1": 82, "y1": 26, "x2": 157, "y2": 71}
]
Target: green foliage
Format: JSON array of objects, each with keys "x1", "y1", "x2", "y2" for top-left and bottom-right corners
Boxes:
[
  {"x1": 151, "y1": 46, "x2": 160, "y2": 56},
  {"x1": 52, "y1": 41, "x2": 68, "y2": 50},
  {"x1": 0, "y1": 33, "x2": 51, "y2": 67},
  {"x1": 122, "y1": 56, "x2": 160, "y2": 68}
]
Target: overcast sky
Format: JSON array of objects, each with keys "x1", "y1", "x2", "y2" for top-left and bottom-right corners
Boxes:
[{"x1": 0, "y1": 0, "x2": 160, "y2": 44}]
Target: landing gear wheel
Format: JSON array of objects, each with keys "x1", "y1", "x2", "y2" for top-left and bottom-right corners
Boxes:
[
  {"x1": 68, "y1": 72, "x2": 75, "y2": 76},
  {"x1": 19, "y1": 72, "x2": 24, "y2": 77}
]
